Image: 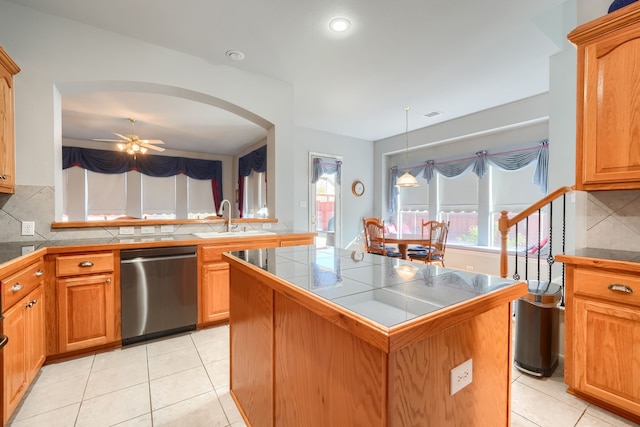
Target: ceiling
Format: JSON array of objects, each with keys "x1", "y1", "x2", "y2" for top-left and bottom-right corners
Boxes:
[{"x1": 8, "y1": 0, "x2": 571, "y2": 155}]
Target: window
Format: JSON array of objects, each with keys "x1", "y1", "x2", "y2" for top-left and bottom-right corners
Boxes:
[
  {"x1": 242, "y1": 171, "x2": 267, "y2": 218},
  {"x1": 438, "y1": 172, "x2": 478, "y2": 246},
  {"x1": 63, "y1": 169, "x2": 217, "y2": 220},
  {"x1": 397, "y1": 174, "x2": 429, "y2": 234}
]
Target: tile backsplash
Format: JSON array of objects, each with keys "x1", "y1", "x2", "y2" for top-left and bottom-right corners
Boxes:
[
  {"x1": 0, "y1": 185, "x2": 289, "y2": 243},
  {"x1": 586, "y1": 190, "x2": 640, "y2": 252}
]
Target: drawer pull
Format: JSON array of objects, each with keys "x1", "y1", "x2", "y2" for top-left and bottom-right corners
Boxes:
[
  {"x1": 78, "y1": 261, "x2": 94, "y2": 267},
  {"x1": 35, "y1": 269, "x2": 44, "y2": 277},
  {"x1": 608, "y1": 284, "x2": 633, "y2": 294},
  {"x1": 11, "y1": 283, "x2": 23, "y2": 293}
]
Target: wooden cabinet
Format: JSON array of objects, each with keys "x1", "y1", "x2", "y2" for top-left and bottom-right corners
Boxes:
[
  {"x1": 55, "y1": 252, "x2": 117, "y2": 353},
  {"x1": 0, "y1": 46, "x2": 20, "y2": 194},
  {"x1": 569, "y1": 4, "x2": 640, "y2": 190},
  {"x1": 1, "y1": 258, "x2": 45, "y2": 425},
  {"x1": 201, "y1": 262, "x2": 230, "y2": 323},
  {"x1": 562, "y1": 258, "x2": 640, "y2": 423}
]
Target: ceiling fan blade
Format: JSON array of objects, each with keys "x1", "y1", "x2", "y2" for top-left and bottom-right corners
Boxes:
[
  {"x1": 93, "y1": 138, "x2": 125, "y2": 142},
  {"x1": 113, "y1": 132, "x2": 132, "y2": 141},
  {"x1": 142, "y1": 143, "x2": 165, "y2": 152},
  {"x1": 140, "y1": 139, "x2": 164, "y2": 145}
]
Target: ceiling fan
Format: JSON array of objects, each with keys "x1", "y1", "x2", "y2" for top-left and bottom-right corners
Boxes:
[{"x1": 94, "y1": 118, "x2": 165, "y2": 154}]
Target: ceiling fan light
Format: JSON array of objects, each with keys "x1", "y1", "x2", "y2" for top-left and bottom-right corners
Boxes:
[
  {"x1": 132, "y1": 143, "x2": 140, "y2": 152},
  {"x1": 140, "y1": 146, "x2": 148, "y2": 154},
  {"x1": 127, "y1": 148, "x2": 134, "y2": 155},
  {"x1": 396, "y1": 172, "x2": 419, "y2": 187},
  {"x1": 117, "y1": 143, "x2": 125, "y2": 151}
]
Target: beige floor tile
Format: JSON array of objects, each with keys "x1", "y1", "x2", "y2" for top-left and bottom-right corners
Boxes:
[
  {"x1": 511, "y1": 381, "x2": 584, "y2": 427},
  {"x1": 150, "y1": 365, "x2": 213, "y2": 410},
  {"x1": 511, "y1": 411, "x2": 539, "y2": 427},
  {"x1": 152, "y1": 391, "x2": 229, "y2": 427},
  {"x1": 205, "y1": 358, "x2": 230, "y2": 389},
  {"x1": 215, "y1": 386, "x2": 244, "y2": 425},
  {"x1": 34, "y1": 355, "x2": 94, "y2": 387},
  {"x1": 112, "y1": 413, "x2": 153, "y2": 426},
  {"x1": 190, "y1": 324, "x2": 229, "y2": 347},
  {"x1": 92, "y1": 344, "x2": 147, "y2": 372},
  {"x1": 146, "y1": 333, "x2": 195, "y2": 358},
  {"x1": 577, "y1": 412, "x2": 625, "y2": 427},
  {"x1": 195, "y1": 339, "x2": 230, "y2": 365},
  {"x1": 75, "y1": 383, "x2": 151, "y2": 427},
  {"x1": 8, "y1": 403, "x2": 79, "y2": 427},
  {"x1": 84, "y1": 359, "x2": 149, "y2": 399},
  {"x1": 148, "y1": 345, "x2": 203, "y2": 380},
  {"x1": 516, "y1": 372, "x2": 588, "y2": 412},
  {"x1": 585, "y1": 405, "x2": 640, "y2": 427},
  {"x1": 12, "y1": 374, "x2": 87, "y2": 421}
]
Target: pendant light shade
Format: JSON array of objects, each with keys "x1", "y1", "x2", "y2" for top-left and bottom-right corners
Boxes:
[{"x1": 396, "y1": 106, "x2": 419, "y2": 188}]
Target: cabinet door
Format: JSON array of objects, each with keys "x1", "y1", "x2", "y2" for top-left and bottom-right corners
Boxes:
[
  {"x1": 57, "y1": 274, "x2": 115, "y2": 353},
  {"x1": 579, "y1": 25, "x2": 640, "y2": 188},
  {"x1": 25, "y1": 286, "x2": 45, "y2": 381},
  {"x1": 201, "y1": 262, "x2": 230, "y2": 324},
  {"x1": 0, "y1": 63, "x2": 15, "y2": 194},
  {"x1": 573, "y1": 297, "x2": 640, "y2": 415},
  {"x1": 2, "y1": 299, "x2": 26, "y2": 424}
]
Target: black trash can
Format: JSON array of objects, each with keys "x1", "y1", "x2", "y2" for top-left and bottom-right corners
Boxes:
[{"x1": 514, "y1": 280, "x2": 562, "y2": 377}]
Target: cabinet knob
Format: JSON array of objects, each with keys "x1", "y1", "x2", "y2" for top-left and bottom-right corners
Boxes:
[
  {"x1": 78, "y1": 261, "x2": 94, "y2": 267},
  {"x1": 608, "y1": 283, "x2": 633, "y2": 294},
  {"x1": 11, "y1": 283, "x2": 23, "y2": 292},
  {"x1": 35, "y1": 269, "x2": 44, "y2": 277},
  {"x1": 25, "y1": 301, "x2": 33, "y2": 308},
  {"x1": 106, "y1": 278, "x2": 111, "y2": 284}
]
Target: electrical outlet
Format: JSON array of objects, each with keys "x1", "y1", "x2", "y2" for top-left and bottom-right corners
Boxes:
[
  {"x1": 160, "y1": 224, "x2": 174, "y2": 233},
  {"x1": 21, "y1": 221, "x2": 35, "y2": 236},
  {"x1": 450, "y1": 359, "x2": 473, "y2": 395},
  {"x1": 262, "y1": 223, "x2": 272, "y2": 229}
]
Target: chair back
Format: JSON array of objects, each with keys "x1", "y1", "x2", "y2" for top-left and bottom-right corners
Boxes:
[
  {"x1": 428, "y1": 221, "x2": 449, "y2": 265},
  {"x1": 363, "y1": 217, "x2": 387, "y2": 256}
]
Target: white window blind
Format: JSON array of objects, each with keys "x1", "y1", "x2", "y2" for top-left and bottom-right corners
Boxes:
[
  {"x1": 188, "y1": 178, "x2": 215, "y2": 217},
  {"x1": 142, "y1": 175, "x2": 176, "y2": 216},
  {"x1": 438, "y1": 172, "x2": 478, "y2": 211},
  {"x1": 87, "y1": 170, "x2": 126, "y2": 217},
  {"x1": 399, "y1": 175, "x2": 429, "y2": 210},
  {"x1": 491, "y1": 163, "x2": 543, "y2": 209}
]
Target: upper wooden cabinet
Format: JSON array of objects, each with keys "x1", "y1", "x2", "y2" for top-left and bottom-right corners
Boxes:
[
  {"x1": 569, "y1": 4, "x2": 640, "y2": 190},
  {"x1": 0, "y1": 46, "x2": 20, "y2": 194}
]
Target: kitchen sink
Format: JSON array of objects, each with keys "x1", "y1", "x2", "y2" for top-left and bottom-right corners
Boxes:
[{"x1": 192, "y1": 230, "x2": 276, "y2": 239}]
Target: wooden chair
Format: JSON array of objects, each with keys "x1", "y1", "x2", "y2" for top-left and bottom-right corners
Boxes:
[
  {"x1": 408, "y1": 220, "x2": 449, "y2": 266},
  {"x1": 362, "y1": 217, "x2": 401, "y2": 258}
]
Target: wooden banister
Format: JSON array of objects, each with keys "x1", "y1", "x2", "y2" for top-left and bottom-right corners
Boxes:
[{"x1": 498, "y1": 185, "x2": 575, "y2": 278}]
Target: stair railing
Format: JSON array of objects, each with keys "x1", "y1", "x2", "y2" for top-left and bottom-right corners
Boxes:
[{"x1": 498, "y1": 186, "x2": 575, "y2": 303}]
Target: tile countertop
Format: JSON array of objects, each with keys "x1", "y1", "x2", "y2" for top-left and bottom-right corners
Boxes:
[
  {"x1": 228, "y1": 246, "x2": 520, "y2": 328},
  {"x1": 0, "y1": 231, "x2": 312, "y2": 269}
]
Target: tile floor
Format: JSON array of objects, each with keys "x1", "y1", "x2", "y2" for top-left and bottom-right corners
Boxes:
[{"x1": 7, "y1": 324, "x2": 640, "y2": 427}]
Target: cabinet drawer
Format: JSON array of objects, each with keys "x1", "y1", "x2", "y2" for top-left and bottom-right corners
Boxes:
[
  {"x1": 1, "y1": 260, "x2": 44, "y2": 311},
  {"x1": 56, "y1": 252, "x2": 114, "y2": 277},
  {"x1": 574, "y1": 268, "x2": 640, "y2": 306}
]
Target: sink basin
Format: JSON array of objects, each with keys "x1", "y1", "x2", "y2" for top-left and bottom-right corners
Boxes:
[{"x1": 192, "y1": 230, "x2": 276, "y2": 239}]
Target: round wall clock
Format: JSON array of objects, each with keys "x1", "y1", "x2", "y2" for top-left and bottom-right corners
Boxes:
[{"x1": 352, "y1": 180, "x2": 365, "y2": 197}]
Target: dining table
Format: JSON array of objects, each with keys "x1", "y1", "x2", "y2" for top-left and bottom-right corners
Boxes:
[{"x1": 383, "y1": 233, "x2": 429, "y2": 259}]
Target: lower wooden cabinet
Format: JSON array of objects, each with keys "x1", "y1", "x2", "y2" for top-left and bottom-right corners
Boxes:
[
  {"x1": 201, "y1": 262, "x2": 230, "y2": 324},
  {"x1": 3, "y1": 285, "x2": 45, "y2": 424},
  {"x1": 57, "y1": 273, "x2": 116, "y2": 353},
  {"x1": 562, "y1": 259, "x2": 640, "y2": 423}
]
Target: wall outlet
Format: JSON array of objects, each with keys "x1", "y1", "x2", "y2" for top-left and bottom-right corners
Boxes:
[
  {"x1": 160, "y1": 224, "x2": 174, "y2": 233},
  {"x1": 119, "y1": 226, "x2": 135, "y2": 235},
  {"x1": 21, "y1": 221, "x2": 35, "y2": 236},
  {"x1": 262, "y1": 223, "x2": 272, "y2": 229},
  {"x1": 450, "y1": 359, "x2": 473, "y2": 395},
  {"x1": 141, "y1": 225, "x2": 155, "y2": 234}
]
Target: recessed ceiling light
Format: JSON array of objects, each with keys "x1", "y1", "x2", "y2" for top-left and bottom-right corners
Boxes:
[
  {"x1": 225, "y1": 50, "x2": 245, "y2": 61},
  {"x1": 329, "y1": 17, "x2": 351, "y2": 32}
]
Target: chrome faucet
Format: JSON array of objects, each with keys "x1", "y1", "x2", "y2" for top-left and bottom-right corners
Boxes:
[{"x1": 218, "y1": 199, "x2": 232, "y2": 232}]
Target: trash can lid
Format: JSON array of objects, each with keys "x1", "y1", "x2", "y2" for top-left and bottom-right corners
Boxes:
[{"x1": 521, "y1": 280, "x2": 562, "y2": 306}]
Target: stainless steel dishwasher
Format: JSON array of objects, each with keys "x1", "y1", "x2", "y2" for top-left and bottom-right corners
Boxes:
[{"x1": 120, "y1": 246, "x2": 197, "y2": 345}]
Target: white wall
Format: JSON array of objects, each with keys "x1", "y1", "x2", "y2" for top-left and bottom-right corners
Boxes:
[
  {"x1": 0, "y1": 1, "x2": 297, "y2": 227},
  {"x1": 293, "y1": 127, "x2": 374, "y2": 247}
]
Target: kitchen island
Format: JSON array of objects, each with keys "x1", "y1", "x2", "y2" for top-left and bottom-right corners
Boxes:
[{"x1": 224, "y1": 246, "x2": 527, "y2": 427}]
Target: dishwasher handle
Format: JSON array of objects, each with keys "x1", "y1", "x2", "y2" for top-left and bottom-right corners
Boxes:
[
  {"x1": 120, "y1": 253, "x2": 196, "y2": 264},
  {"x1": 0, "y1": 335, "x2": 8, "y2": 349}
]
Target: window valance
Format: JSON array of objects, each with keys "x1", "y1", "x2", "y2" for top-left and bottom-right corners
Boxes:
[
  {"x1": 388, "y1": 140, "x2": 549, "y2": 215},
  {"x1": 62, "y1": 146, "x2": 223, "y2": 211},
  {"x1": 311, "y1": 157, "x2": 342, "y2": 184}
]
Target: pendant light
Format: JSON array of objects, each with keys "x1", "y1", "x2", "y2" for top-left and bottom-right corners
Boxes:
[{"x1": 395, "y1": 106, "x2": 419, "y2": 188}]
